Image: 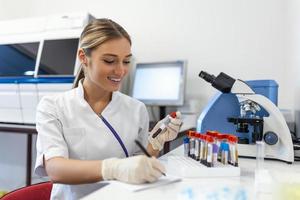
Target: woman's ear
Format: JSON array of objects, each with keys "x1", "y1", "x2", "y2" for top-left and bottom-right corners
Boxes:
[{"x1": 78, "y1": 48, "x2": 88, "y2": 66}]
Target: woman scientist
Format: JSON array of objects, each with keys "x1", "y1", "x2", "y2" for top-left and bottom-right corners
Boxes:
[{"x1": 34, "y1": 18, "x2": 182, "y2": 199}]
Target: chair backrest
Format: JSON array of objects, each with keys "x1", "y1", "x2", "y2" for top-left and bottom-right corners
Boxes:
[{"x1": 1, "y1": 182, "x2": 52, "y2": 200}]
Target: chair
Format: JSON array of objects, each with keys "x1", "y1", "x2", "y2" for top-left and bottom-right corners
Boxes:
[{"x1": 1, "y1": 182, "x2": 52, "y2": 200}]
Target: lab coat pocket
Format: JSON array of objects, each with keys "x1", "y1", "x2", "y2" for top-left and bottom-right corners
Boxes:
[{"x1": 63, "y1": 127, "x2": 86, "y2": 160}]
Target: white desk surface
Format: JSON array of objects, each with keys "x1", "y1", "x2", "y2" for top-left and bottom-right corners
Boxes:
[{"x1": 81, "y1": 145, "x2": 300, "y2": 200}]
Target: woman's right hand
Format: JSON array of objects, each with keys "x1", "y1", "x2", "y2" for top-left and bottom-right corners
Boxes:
[{"x1": 101, "y1": 155, "x2": 166, "y2": 184}]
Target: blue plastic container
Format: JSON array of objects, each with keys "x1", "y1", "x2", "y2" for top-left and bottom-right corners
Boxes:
[{"x1": 246, "y1": 80, "x2": 278, "y2": 106}]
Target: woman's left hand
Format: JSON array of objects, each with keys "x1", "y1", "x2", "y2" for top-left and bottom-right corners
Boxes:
[{"x1": 148, "y1": 111, "x2": 182, "y2": 151}]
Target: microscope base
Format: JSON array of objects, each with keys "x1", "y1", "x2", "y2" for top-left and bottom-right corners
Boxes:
[{"x1": 238, "y1": 144, "x2": 293, "y2": 164}]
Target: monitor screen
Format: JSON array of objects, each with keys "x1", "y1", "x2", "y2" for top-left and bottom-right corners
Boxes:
[
  {"x1": 0, "y1": 42, "x2": 39, "y2": 76},
  {"x1": 131, "y1": 61, "x2": 186, "y2": 106},
  {"x1": 38, "y1": 38, "x2": 79, "y2": 76}
]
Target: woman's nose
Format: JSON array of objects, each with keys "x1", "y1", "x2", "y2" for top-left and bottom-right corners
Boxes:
[{"x1": 114, "y1": 62, "x2": 126, "y2": 76}]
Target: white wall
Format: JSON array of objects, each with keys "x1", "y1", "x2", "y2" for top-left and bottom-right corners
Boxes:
[
  {"x1": 0, "y1": 0, "x2": 292, "y2": 109},
  {"x1": 286, "y1": 0, "x2": 300, "y2": 137},
  {"x1": 0, "y1": 0, "x2": 299, "y2": 190}
]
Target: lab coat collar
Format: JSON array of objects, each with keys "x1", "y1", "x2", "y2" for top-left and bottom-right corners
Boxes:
[{"x1": 76, "y1": 79, "x2": 119, "y2": 115}]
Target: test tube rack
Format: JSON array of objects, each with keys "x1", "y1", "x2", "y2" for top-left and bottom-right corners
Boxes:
[{"x1": 166, "y1": 155, "x2": 241, "y2": 178}]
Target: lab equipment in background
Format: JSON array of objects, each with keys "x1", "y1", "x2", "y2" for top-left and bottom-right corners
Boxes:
[
  {"x1": 198, "y1": 71, "x2": 294, "y2": 163},
  {"x1": 0, "y1": 13, "x2": 94, "y2": 124},
  {"x1": 37, "y1": 38, "x2": 79, "y2": 77},
  {"x1": 0, "y1": 42, "x2": 39, "y2": 76},
  {"x1": 131, "y1": 61, "x2": 186, "y2": 119},
  {"x1": 198, "y1": 79, "x2": 278, "y2": 144}
]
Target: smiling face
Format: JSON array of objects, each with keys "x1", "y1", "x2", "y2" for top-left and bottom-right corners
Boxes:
[{"x1": 80, "y1": 37, "x2": 132, "y2": 92}]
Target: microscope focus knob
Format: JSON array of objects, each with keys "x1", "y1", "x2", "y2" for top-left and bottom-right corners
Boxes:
[{"x1": 264, "y1": 132, "x2": 278, "y2": 145}]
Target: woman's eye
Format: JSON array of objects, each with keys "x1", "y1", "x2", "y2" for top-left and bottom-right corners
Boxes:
[
  {"x1": 123, "y1": 60, "x2": 131, "y2": 65},
  {"x1": 103, "y1": 60, "x2": 115, "y2": 64}
]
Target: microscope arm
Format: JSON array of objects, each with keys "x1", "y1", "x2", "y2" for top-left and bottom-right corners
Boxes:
[
  {"x1": 237, "y1": 94, "x2": 294, "y2": 162},
  {"x1": 231, "y1": 79, "x2": 255, "y2": 95}
]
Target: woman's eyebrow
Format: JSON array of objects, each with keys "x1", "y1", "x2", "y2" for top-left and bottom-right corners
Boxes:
[{"x1": 102, "y1": 53, "x2": 132, "y2": 57}]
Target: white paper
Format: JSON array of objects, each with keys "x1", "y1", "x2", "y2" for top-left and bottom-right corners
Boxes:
[{"x1": 108, "y1": 175, "x2": 181, "y2": 192}]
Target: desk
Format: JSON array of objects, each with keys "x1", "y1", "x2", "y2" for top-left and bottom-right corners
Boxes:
[
  {"x1": 0, "y1": 123, "x2": 37, "y2": 186},
  {"x1": 81, "y1": 145, "x2": 300, "y2": 200}
]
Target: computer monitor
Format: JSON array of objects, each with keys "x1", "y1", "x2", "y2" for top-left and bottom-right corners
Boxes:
[
  {"x1": 131, "y1": 61, "x2": 186, "y2": 106},
  {"x1": 0, "y1": 42, "x2": 39, "y2": 76},
  {"x1": 37, "y1": 38, "x2": 79, "y2": 76}
]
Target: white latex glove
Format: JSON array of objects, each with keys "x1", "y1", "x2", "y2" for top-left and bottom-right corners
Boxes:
[
  {"x1": 148, "y1": 111, "x2": 183, "y2": 151},
  {"x1": 102, "y1": 155, "x2": 166, "y2": 184}
]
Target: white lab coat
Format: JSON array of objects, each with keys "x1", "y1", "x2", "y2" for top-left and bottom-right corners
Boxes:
[{"x1": 34, "y1": 80, "x2": 149, "y2": 200}]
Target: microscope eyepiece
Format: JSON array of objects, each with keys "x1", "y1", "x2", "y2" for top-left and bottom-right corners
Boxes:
[
  {"x1": 199, "y1": 71, "x2": 216, "y2": 84},
  {"x1": 198, "y1": 70, "x2": 236, "y2": 93}
]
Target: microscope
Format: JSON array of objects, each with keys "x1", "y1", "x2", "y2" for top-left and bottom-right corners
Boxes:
[{"x1": 198, "y1": 71, "x2": 294, "y2": 163}]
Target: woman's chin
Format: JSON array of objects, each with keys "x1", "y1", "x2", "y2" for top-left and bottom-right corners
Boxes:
[{"x1": 109, "y1": 84, "x2": 121, "y2": 91}]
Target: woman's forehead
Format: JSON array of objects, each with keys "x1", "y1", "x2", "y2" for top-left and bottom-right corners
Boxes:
[{"x1": 93, "y1": 38, "x2": 131, "y2": 57}]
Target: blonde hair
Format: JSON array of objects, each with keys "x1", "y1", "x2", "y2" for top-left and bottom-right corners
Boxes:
[{"x1": 73, "y1": 18, "x2": 131, "y2": 88}]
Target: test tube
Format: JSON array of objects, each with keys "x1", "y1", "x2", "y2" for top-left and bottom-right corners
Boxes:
[
  {"x1": 212, "y1": 143, "x2": 218, "y2": 167},
  {"x1": 199, "y1": 134, "x2": 204, "y2": 163},
  {"x1": 206, "y1": 135, "x2": 214, "y2": 167},
  {"x1": 220, "y1": 142, "x2": 229, "y2": 165},
  {"x1": 207, "y1": 131, "x2": 220, "y2": 166},
  {"x1": 152, "y1": 112, "x2": 178, "y2": 139},
  {"x1": 194, "y1": 132, "x2": 201, "y2": 161},
  {"x1": 217, "y1": 134, "x2": 227, "y2": 162},
  {"x1": 183, "y1": 137, "x2": 190, "y2": 157},
  {"x1": 256, "y1": 141, "x2": 265, "y2": 171},
  {"x1": 188, "y1": 131, "x2": 196, "y2": 159},
  {"x1": 228, "y1": 135, "x2": 239, "y2": 167},
  {"x1": 201, "y1": 135, "x2": 208, "y2": 165}
]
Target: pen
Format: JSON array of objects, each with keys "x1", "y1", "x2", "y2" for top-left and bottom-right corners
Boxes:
[{"x1": 134, "y1": 139, "x2": 166, "y2": 176}]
